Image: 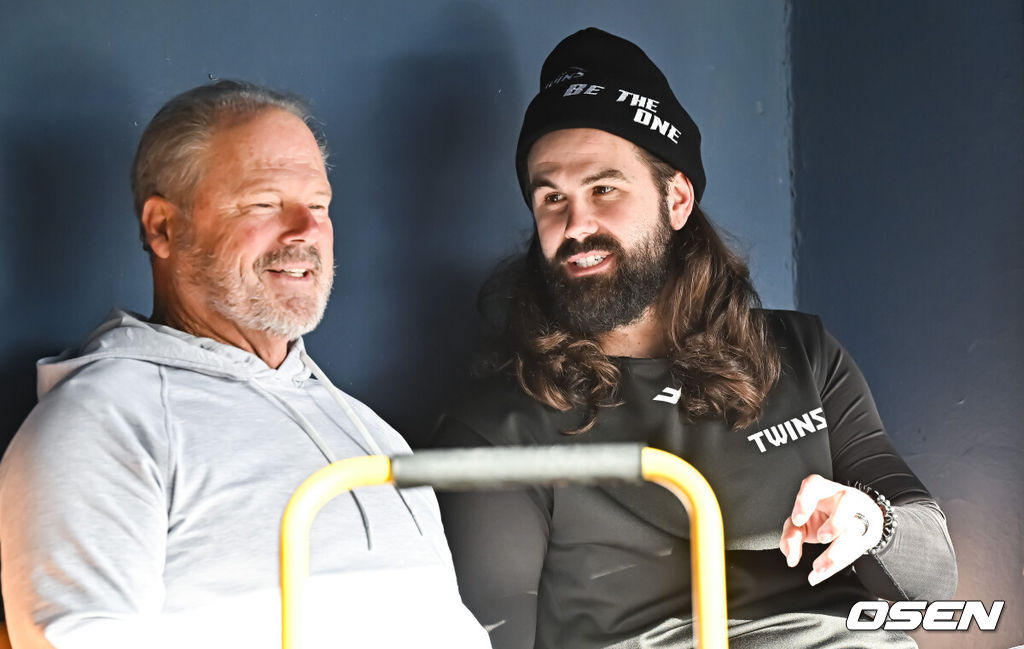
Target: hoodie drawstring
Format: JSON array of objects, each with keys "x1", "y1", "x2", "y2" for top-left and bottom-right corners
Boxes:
[
  {"x1": 298, "y1": 350, "x2": 424, "y2": 537},
  {"x1": 299, "y1": 351, "x2": 384, "y2": 457},
  {"x1": 246, "y1": 378, "x2": 376, "y2": 549}
]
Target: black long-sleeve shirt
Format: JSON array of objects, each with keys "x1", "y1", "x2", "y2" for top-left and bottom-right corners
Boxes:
[{"x1": 433, "y1": 310, "x2": 957, "y2": 648}]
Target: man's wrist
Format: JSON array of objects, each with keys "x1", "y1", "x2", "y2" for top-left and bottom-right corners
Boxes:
[{"x1": 849, "y1": 481, "x2": 897, "y2": 554}]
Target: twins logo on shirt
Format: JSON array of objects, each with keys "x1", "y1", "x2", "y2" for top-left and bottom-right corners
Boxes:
[
  {"x1": 745, "y1": 408, "x2": 828, "y2": 453},
  {"x1": 652, "y1": 388, "x2": 827, "y2": 454}
]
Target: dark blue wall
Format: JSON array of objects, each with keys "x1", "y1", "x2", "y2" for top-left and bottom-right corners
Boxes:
[
  {"x1": 0, "y1": 1, "x2": 793, "y2": 449},
  {"x1": 791, "y1": 2, "x2": 1024, "y2": 646},
  {"x1": 3, "y1": 0, "x2": 1021, "y2": 644}
]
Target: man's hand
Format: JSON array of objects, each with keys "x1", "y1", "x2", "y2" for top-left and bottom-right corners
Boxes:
[{"x1": 779, "y1": 474, "x2": 884, "y2": 586}]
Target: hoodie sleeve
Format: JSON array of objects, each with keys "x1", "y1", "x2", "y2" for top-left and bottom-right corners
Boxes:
[{"x1": 0, "y1": 359, "x2": 171, "y2": 649}]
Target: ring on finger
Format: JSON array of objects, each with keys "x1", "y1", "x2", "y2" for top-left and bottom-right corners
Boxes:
[{"x1": 852, "y1": 512, "x2": 870, "y2": 537}]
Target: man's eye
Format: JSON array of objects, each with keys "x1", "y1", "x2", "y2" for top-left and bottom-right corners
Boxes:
[
  {"x1": 593, "y1": 186, "x2": 614, "y2": 195},
  {"x1": 544, "y1": 193, "x2": 565, "y2": 204}
]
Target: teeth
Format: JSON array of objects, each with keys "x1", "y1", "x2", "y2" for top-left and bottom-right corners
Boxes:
[
  {"x1": 280, "y1": 269, "x2": 306, "y2": 277},
  {"x1": 575, "y1": 255, "x2": 606, "y2": 269}
]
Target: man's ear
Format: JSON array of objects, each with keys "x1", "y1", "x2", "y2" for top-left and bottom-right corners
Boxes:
[
  {"x1": 141, "y1": 196, "x2": 177, "y2": 259},
  {"x1": 667, "y1": 171, "x2": 695, "y2": 231}
]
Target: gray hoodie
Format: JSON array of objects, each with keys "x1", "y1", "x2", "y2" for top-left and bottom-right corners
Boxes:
[{"x1": 0, "y1": 310, "x2": 490, "y2": 648}]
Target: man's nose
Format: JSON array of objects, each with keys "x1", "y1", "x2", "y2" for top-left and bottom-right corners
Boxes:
[
  {"x1": 563, "y1": 202, "x2": 598, "y2": 242},
  {"x1": 280, "y1": 204, "x2": 321, "y2": 242}
]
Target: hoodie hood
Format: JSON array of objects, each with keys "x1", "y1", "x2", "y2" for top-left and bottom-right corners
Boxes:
[{"x1": 37, "y1": 309, "x2": 312, "y2": 399}]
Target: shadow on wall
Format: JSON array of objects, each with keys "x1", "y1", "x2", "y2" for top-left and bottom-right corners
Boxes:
[
  {"x1": 0, "y1": 49, "x2": 141, "y2": 453},
  {"x1": 313, "y1": 1, "x2": 526, "y2": 446}
]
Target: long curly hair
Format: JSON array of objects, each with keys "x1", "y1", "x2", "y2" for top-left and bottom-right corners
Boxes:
[{"x1": 479, "y1": 153, "x2": 780, "y2": 434}]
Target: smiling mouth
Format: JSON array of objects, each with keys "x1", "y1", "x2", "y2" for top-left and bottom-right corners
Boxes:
[
  {"x1": 573, "y1": 254, "x2": 607, "y2": 269},
  {"x1": 564, "y1": 250, "x2": 613, "y2": 274},
  {"x1": 268, "y1": 268, "x2": 312, "y2": 278}
]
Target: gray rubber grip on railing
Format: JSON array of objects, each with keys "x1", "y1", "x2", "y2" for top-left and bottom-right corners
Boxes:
[{"x1": 391, "y1": 443, "x2": 646, "y2": 490}]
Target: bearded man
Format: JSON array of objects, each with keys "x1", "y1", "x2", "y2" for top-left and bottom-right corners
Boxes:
[
  {"x1": 0, "y1": 81, "x2": 489, "y2": 649},
  {"x1": 433, "y1": 29, "x2": 957, "y2": 649}
]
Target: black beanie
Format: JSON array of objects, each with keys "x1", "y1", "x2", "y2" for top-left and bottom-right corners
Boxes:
[{"x1": 515, "y1": 28, "x2": 706, "y2": 204}]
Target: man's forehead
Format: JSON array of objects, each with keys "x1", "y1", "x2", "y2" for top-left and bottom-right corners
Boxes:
[
  {"x1": 200, "y1": 111, "x2": 328, "y2": 182},
  {"x1": 229, "y1": 169, "x2": 332, "y2": 192},
  {"x1": 527, "y1": 128, "x2": 646, "y2": 184},
  {"x1": 529, "y1": 129, "x2": 644, "y2": 165}
]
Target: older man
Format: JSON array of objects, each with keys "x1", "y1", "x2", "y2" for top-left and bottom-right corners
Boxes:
[
  {"x1": 434, "y1": 29, "x2": 957, "y2": 649},
  {"x1": 0, "y1": 81, "x2": 489, "y2": 649}
]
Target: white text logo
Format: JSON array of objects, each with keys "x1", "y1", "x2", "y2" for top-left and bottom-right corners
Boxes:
[
  {"x1": 554, "y1": 83, "x2": 684, "y2": 145},
  {"x1": 652, "y1": 386, "x2": 682, "y2": 405},
  {"x1": 616, "y1": 90, "x2": 682, "y2": 143},
  {"x1": 847, "y1": 600, "x2": 1004, "y2": 632},
  {"x1": 544, "y1": 66, "x2": 586, "y2": 89},
  {"x1": 746, "y1": 408, "x2": 827, "y2": 453}
]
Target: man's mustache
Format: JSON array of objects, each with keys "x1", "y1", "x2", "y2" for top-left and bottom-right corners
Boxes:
[
  {"x1": 254, "y1": 245, "x2": 324, "y2": 274},
  {"x1": 554, "y1": 234, "x2": 624, "y2": 263}
]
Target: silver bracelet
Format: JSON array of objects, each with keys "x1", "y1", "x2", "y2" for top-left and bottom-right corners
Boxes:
[{"x1": 849, "y1": 481, "x2": 897, "y2": 554}]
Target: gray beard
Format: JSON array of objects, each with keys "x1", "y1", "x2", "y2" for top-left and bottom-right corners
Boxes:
[{"x1": 179, "y1": 240, "x2": 333, "y2": 340}]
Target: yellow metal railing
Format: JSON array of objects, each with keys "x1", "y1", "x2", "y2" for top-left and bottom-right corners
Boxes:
[{"x1": 280, "y1": 444, "x2": 728, "y2": 649}]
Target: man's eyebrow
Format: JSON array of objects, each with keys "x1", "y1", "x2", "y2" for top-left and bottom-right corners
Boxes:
[
  {"x1": 529, "y1": 168, "x2": 629, "y2": 193},
  {"x1": 581, "y1": 168, "x2": 628, "y2": 186},
  {"x1": 530, "y1": 175, "x2": 555, "y2": 193},
  {"x1": 234, "y1": 183, "x2": 333, "y2": 199}
]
